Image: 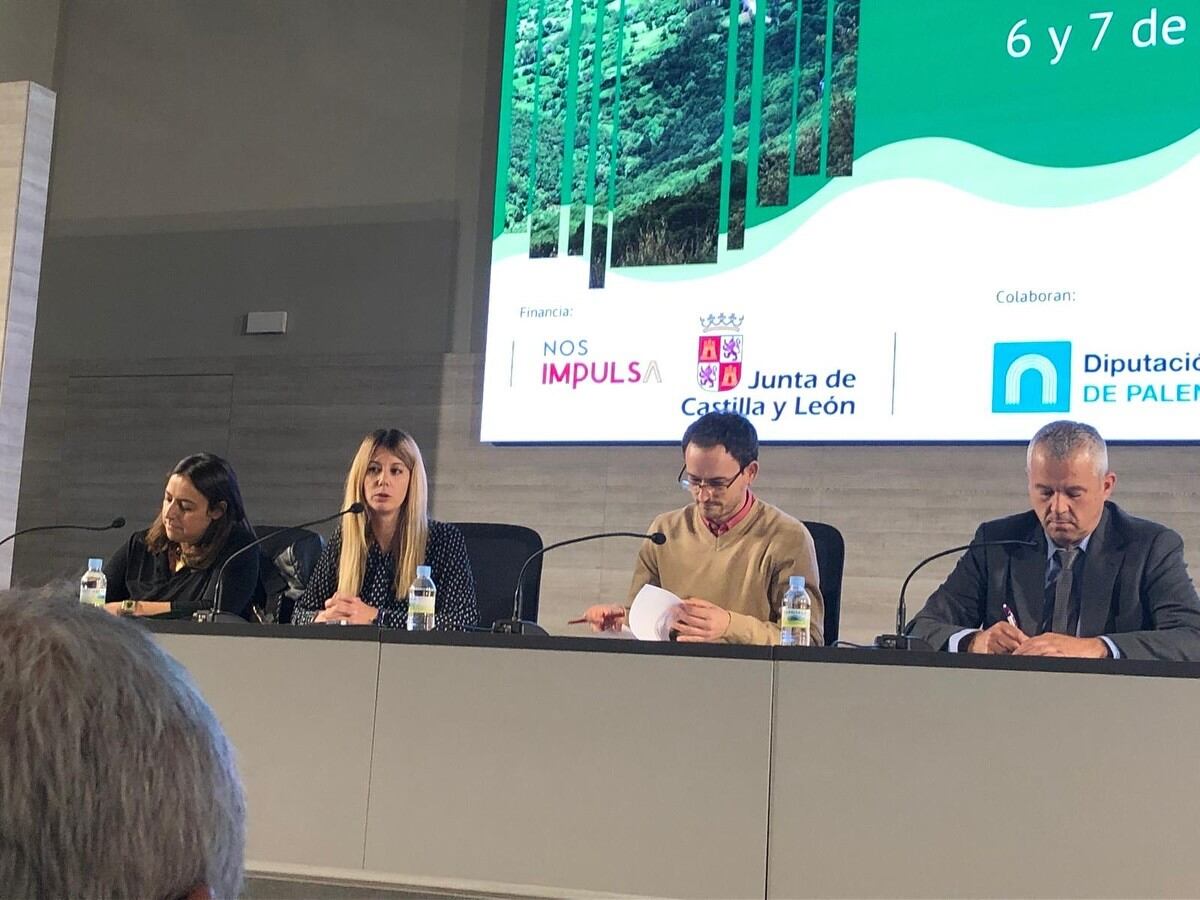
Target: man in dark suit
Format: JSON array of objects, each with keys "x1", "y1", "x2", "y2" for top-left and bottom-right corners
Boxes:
[{"x1": 907, "y1": 420, "x2": 1200, "y2": 661}]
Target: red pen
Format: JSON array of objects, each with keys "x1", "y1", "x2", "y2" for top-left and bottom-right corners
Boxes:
[{"x1": 1001, "y1": 603, "x2": 1018, "y2": 628}]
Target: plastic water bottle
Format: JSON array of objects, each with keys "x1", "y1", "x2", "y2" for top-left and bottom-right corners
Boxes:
[
  {"x1": 779, "y1": 575, "x2": 811, "y2": 646},
  {"x1": 407, "y1": 564, "x2": 436, "y2": 631},
  {"x1": 79, "y1": 558, "x2": 107, "y2": 608}
]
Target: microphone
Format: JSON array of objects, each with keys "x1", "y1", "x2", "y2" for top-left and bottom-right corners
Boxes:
[
  {"x1": 194, "y1": 502, "x2": 365, "y2": 624},
  {"x1": 0, "y1": 517, "x2": 126, "y2": 549},
  {"x1": 493, "y1": 531, "x2": 667, "y2": 636},
  {"x1": 874, "y1": 539, "x2": 1039, "y2": 650}
]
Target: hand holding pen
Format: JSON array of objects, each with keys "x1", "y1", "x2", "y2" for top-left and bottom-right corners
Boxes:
[{"x1": 966, "y1": 605, "x2": 1029, "y2": 654}]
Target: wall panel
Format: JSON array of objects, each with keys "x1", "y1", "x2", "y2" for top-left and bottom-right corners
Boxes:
[{"x1": 14, "y1": 371, "x2": 232, "y2": 583}]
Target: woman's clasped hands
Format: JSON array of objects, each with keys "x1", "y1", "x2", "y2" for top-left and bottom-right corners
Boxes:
[{"x1": 314, "y1": 592, "x2": 379, "y2": 625}]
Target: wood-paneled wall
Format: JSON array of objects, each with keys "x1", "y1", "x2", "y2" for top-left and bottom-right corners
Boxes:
[{"x1": 14, "y1": 352, "x2": 1200, "y2": 645}]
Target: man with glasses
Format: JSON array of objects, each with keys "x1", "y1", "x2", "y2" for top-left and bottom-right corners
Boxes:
[{"x1": 583, "y1": 411, "x2": 824, "y2": 644}]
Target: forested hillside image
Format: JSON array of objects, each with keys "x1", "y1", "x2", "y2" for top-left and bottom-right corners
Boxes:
[{"x1": 496, "y1": 0, "x2": 859, "y2": 287}]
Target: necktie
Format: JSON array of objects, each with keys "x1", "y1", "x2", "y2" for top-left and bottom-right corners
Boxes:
[{"x1": 1050, "y1": 547, "x2": 1080, "y2": 635}]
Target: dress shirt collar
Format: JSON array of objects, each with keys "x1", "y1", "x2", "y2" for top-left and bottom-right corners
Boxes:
[
  {"x1": 1044, "y1": 531, "x2": 1091, "y2": 561},
  {"x1": 704, "y1": 490, "x2": 755, "y2": 537}
]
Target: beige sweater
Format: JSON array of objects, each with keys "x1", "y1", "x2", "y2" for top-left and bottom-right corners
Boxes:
[{"x1": 627, "y1": 498, "x2": 825, "y2": 646}]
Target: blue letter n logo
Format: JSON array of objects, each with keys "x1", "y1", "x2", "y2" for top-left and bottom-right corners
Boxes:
[{"x1": 992, "y1": 341, "x2": 1072, "y2": 413}]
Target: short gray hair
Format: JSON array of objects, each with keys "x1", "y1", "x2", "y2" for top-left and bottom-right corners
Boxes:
[
  {"x1": 0, "y1": 587, "x2": 245, "y2": 899},
  {"x1": 1027, "y1": 420, "x2": 1109, "y2": 476}
]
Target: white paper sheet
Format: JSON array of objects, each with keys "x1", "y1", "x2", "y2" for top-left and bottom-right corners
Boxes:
[{"x1": 628, "y1": 584, "x2": 683, "y2": 641}]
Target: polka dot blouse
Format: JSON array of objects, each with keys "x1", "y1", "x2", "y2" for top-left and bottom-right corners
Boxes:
[{"x1": 291, "y1": 520, "x2": 478, "y2": 629}]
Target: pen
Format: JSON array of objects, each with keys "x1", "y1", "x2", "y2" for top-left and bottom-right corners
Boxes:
[
  {"x1": 568, "y1": 611, "x2": 627, "y2": 625},
  {"x1": 1001, "y1": 603, "x2": 1018, "y2": 628}
]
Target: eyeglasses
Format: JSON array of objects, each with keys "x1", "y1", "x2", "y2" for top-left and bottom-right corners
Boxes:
[{"x1": 678, "y1": 464, "x2": 746, "y2": 493}]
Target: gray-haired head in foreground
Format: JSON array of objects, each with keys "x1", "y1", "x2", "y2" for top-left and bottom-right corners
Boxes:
[
  {"x1": 1027, "y1": 420, "x2": 1109, "y2": 476},
  {"x1": 0, "y1": 586, "x2": 245, "y2": 899}
]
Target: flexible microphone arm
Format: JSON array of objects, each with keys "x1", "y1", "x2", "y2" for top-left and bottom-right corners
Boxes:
[
  {"x1": 0, "y1": 517, "x2": 126, "y2": 549},
  {"x1": 493, "y1": 531, "x2": 667, "y2": 636},
  {"x1": 876, "y1": 538, "x2": 1038, "y2": 650},
  {"x1": 199, "y1": 502, "x2": 365, "y2": 622}
]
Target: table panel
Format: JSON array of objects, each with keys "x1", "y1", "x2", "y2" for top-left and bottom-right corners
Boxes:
[
  {"x1": 366, "y1": 642, "x2": 775, "y2": 899},
  {"x1": 769, "y1": 660, "x2": 1200, "y2": 899},
  {"x1": 150, "y1": 627, "x2": 1200, "y2": 898},
  {"x1": 156, "y1": 631, "x2": 381, "y2": 870}
]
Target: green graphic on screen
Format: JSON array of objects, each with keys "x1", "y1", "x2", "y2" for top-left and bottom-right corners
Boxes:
[{"x1": 482, "y1": 2, "x2": 1200, "y2": 443}]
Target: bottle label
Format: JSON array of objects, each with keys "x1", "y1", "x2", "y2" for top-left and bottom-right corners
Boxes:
[
  {"x1": 409, "y1": 590, "x2": 435, "y2": 615},
  {"x1": 780, "y1": 607, "x2": 810, "y2": 630},
  {"x1": 80, "y1": 587, "x2": 106, "y2": 607}
]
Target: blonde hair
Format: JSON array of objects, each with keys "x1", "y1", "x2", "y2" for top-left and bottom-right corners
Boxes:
[{"x1": 337, "y1": 429, "x2": 429, "y2": 600}]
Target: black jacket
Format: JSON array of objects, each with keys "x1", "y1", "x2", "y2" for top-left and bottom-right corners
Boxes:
[{"x1": 906, "y1": 502, "x2": 1200, "y2": 661}]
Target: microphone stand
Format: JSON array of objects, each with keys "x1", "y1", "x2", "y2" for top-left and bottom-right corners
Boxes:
[
  {"x1": 194, "y1": 503, "x2": 364, "y2": 624},
  {"x1": 874, "y1": 539, "x2": 1038, "y2": 650},
  {"x1": 493, "y1": 531, "x2": 666, "y2": 636},
  {"x1": 0, "y1": 517, "x2": 126, "y2": 549}
]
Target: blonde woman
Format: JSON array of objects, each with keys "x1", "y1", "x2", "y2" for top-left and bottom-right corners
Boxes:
[{"x1": 292, "y1": 429, "x2": 477, "y2": 628}]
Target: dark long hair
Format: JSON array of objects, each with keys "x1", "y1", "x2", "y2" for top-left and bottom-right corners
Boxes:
[{"x1": 145, "y1": 453, "x2": 252, "y2": 569}]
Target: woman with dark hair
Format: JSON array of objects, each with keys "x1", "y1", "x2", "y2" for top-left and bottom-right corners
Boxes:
[
  {"x1": 292, "y1": 429, "x2": 477, "y2": 628},
  {"x1": 103, "y1": 453, "x2": 261, "y2": 620}
]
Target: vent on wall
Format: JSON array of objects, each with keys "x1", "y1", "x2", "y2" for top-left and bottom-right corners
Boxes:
[{"x1": 244, "y1": 311, "x2": 288, "y2": 335}]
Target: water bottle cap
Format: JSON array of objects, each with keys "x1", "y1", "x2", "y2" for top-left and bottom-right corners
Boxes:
[
  {"x1": 88, "y1": 558, "x2": 103, "y2": 570},
  {"x1": 789, "y1": 575, "x2": 805, "y2": 590},
  {"x1": 416, "y1": 565, "x2": 431, "y2": 577}
]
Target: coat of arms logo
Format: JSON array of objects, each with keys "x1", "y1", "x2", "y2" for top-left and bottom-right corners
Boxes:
[{"x1": 697, "y1": 314, "x2": 744, "y2": 393}]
